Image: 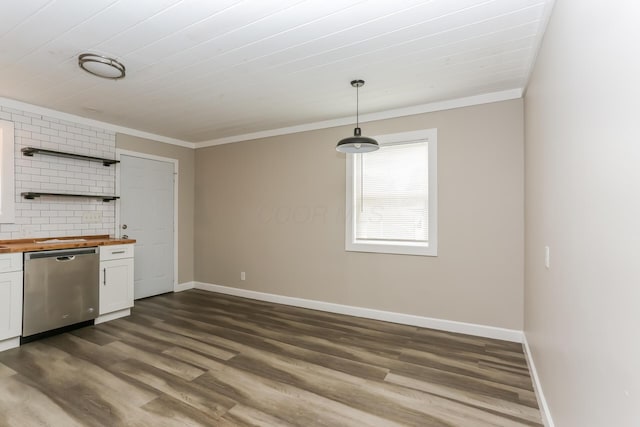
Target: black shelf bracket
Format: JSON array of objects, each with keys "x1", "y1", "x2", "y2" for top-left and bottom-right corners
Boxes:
[
  {"x1": 21, "y1": 192, "x2": 119, "y2": 202},
  {"x1": 22, "y1": 147, "x2": 119, "y2": 166}
]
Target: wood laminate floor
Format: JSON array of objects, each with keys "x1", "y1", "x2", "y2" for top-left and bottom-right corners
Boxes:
[{"x1": 0, "y1": 290, "x2": 542, "y2": 426}]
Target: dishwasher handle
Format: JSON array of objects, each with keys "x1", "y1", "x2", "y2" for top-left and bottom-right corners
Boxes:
[{"x1": 25, "y1": 247, "x2": 98, "y2": 260}]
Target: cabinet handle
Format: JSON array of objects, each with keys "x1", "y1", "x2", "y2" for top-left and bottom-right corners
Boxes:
[
  {"x1": 103, "y1": 268, "x2": 106, "y2": 286},
  {"x1": 111, "y1": 250, "x2": 126, "y2": 254}
]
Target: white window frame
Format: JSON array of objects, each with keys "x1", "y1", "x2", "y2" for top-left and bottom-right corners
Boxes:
[
  {"x1": 0, "y1": 120, "x2": 15, "y2": 224},
  {"x1": 345, "y1": 128, "x2": 437, "y2": 256}
]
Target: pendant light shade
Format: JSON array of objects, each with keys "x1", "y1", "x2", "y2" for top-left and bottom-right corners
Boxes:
[{"x1": 336, "y1": 80, "x2": 379, "y2": 153}]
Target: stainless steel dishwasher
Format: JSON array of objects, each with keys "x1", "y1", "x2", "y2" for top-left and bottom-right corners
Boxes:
[{"x1": 23, "y1": 247, "x2": 99, "y2": 339}]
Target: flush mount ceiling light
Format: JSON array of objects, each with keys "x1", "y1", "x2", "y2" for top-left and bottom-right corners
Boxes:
[
  {"x1": 336, "y1": 79, "x2": 379, "y2": 153},
  {"x1": 78, "y1": 53, "x2": 126, "y2": 80}
]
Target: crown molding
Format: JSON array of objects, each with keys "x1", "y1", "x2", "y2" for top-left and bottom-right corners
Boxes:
[
  {"x1": 1, "y1": 88, "x2": 522, "y2": 150},
  {"x1": 0, "y1": 96, "x2": 196, "y2": 149},
  {"x1": 195, "y1": 88, "x2": 523, "y2": 148}
]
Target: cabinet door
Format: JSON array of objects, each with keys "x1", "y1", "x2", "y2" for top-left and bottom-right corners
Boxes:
[
  {"x1": 99, "y1": 259, "x2": 134, "y2": 315},
  {"x1": 0, "y1": 271, "x2": 23, "y2": 340}
]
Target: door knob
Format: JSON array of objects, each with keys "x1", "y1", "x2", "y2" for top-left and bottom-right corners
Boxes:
[{"x1": 122, "y1": 224, "x2": 128, "y2": 229}]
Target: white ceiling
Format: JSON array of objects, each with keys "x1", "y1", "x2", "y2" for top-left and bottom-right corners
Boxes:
[{"x1": 0, "y1": 0, "x2": 554, "y2": 145}]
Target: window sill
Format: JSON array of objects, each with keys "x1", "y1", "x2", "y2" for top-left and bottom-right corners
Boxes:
[{"x1": 346, "y1": 241, "x2": 437, "y2": 257}]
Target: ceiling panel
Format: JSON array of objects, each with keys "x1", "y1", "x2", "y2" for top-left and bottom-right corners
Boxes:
[
  {"x1": 0, "y1": 0, "x2": 554, "y2": 143},
  {"x1": 0, "y1": 0, "x2": 118, "y2": 63}
]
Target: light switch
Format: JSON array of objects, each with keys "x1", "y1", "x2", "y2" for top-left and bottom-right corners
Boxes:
[{"x1": 544, "y1": 246, "x2": 550, "y2": 269}]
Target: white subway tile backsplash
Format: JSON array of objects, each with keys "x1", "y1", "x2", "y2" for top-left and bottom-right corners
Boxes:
[
  {"x1": 50, "y1": 135, "x2": 66, "y2": 144},
  {"x1": 40, "y1": 142, "x2": 60, "y2": 150},
  {"x1": 41, "y1": 128, "x2": 58, "y2": 136},
  {"x1": 15, "y1": 173, "x2": 33, "y2": 181},
  {"x1": 21, "y1": 166, "x2": 41, "y2": 175},
  {"x1": 31, "y1": 176, "x2": 51, "y2": 183},
  {"x1": 14, "y1": 216, "x2": 32, "y2": 224},
  {"x1": 31, "y1": 118, "x2": 50, "y2": 128},
  {"x1": 21, "y1": 124, "x2": 42, "y2": 133},
  {"x1": 1, "y1": 225, "x2": 20, "y2": 232},
  {"x1": 49, "y1": 176, "x2": 67, "y2": 184},
  {"x1": 11, "y1": 114, "x2": 31, "y2": 124},
  {"x1": 31, "y1": 133, "x2": 51, "y2": 142},
  {"x1": 22, "y1": 111, "x2": 42, "y2": 119},
  {"x1": 0, "y1": 103, "x2": 116, "y2": 238},
  {"x1": 58, "y1": 131, "x2": 74, "y2": 139},
  {"x1": 40, "y1": 169, "x2": 58, "y2": 177}
]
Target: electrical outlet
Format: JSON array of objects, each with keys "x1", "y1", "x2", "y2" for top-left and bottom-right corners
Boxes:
[
  {"x1": 82, "y1": 211, "x2": 103, "y2": 224},
  {"x1": 241, "y1": 272, "x2": 246, "y2": 281}
]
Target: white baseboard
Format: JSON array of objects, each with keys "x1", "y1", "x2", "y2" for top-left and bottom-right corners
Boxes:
[
  {"x1": 193, "y1": 282, "x2": 523, "y2": 343},
  {"x1": 523, "y1": 334, "x2": 555, "y2": 427},
  {"x1": 95, "y1": 308, "x2": 130, "y2": 324},
  {"x1": 0, "y1": 337, "x2": 20, "y2": 352},
  {"x1": 175, "y1": 281, "x2": 195, "y2": 292}
]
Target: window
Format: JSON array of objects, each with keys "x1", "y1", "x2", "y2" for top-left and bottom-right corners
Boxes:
[
  {"x1": 345, "y1": 129, "x2": 437, "y2": 256},
  {"x1": 0, "y1": 120, "x2": 15, "y2": 223}
]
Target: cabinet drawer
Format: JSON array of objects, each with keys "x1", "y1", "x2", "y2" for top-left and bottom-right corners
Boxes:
[
  {"x1": 0, "y1": 253, "x2": 22, "y2": 273},
  {"x1": 100, "y1": 244, "x2": 134, "y2": 261}
]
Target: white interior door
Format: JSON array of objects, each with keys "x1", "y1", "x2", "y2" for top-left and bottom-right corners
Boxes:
[{"x1": 119, "y1": 155, "x2": 175, "y2": 299}]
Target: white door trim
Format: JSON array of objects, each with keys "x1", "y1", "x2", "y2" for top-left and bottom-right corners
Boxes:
[{"x1": 115, "y1": 149, "x2": 179, "y2": 291}]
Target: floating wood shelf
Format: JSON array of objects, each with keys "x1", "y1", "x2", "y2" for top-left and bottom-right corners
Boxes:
[
  {"x1": 21, "y1": 192, "x2": 119, "y2": 202},
  {"x1": 22, "y1": 147, "x2": 119, "y2": 166}
]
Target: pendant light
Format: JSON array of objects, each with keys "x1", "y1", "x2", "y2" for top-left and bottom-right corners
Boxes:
[{"x1": 336, "y1": 80, "x2": 379, "y2": 153}]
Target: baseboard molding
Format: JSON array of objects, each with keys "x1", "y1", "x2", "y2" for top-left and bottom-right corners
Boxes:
[
  {"x1": 175, "y1": 281, "x2": 195, "y2": 292},
  {"x1": 95, "y1": 308, "x2": 130, "y2": 325},
  {"x1": 523, "y1": 334, "x2": 555, "y2": 427},
  {"x1": 193, "y1": 282, "x2": 523, "y2": 343},
  {"x1": 0, "y1": 337, "x2": 20, "y2": 353}
]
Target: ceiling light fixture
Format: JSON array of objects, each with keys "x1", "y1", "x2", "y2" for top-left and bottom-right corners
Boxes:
[
  {"x1": 336, "y1": 79, "x2": 379, "y2": 153},
  {"x1": 78, "y1": 53, "x2": 126, "y2": 80}
]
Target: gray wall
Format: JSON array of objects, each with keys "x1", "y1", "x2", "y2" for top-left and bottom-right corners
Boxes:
[
  {"x1": 194, "y1": 99, "x2": 524, "y2": 330},
  {"x1": 524, "y1": 0, "x2": 640, "y2": 425}
]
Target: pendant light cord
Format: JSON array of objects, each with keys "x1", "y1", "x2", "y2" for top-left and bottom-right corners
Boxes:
[
  {"x1": 357, "y1": 82, "x2": 363, "y2": 212},
  {"x1": 356, "y1": 84, "x2": 359, "y2": 129},
  {"x1": 360, "y1": 153, "x2": 364, "y2": 213}
]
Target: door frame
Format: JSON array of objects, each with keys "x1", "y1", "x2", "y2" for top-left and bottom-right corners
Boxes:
[{"x1": 115, "y1": 149, "x2": 179, "y2": 292}]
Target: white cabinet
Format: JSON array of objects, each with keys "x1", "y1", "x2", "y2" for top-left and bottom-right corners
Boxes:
[
  {"x1": 99, "y1": 245, "x2": 134, "y2": 316},
  {"x1": 0, "y1": 253, "x2": 23, "y2": 343}
]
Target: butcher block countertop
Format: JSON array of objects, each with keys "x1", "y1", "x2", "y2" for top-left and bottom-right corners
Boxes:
[{"x1": 0, "y1": 235, "x2": 136, "y2": 253}]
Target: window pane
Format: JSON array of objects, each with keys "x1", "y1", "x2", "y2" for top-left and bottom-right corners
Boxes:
[{"x1": 354, "y1": 141, "x2": 428, "y2": 242}]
